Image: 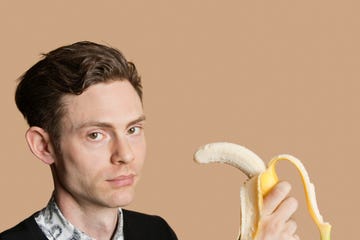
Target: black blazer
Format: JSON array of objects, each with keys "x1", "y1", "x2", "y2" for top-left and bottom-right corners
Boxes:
[{"x1": 0, "y1": 209, "x2": 178, "y2": 240}]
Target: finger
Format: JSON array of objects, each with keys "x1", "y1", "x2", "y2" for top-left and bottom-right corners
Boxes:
[
  {"x1": 262, "y1": 181, "x2": 291, "y2": 216},
  {"x1": 285, "y1": 233, "x2": 300, "y2": 240},
  {"x1": 285, "y1": 219, "x2": 298, "y2": 235},
  {"x1": 273, "y1": 197, "x2": 298, "y2": 222}
]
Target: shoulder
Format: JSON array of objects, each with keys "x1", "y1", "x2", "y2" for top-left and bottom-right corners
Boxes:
[
  {"x1": 0, "y1": 213, "x2": 47, "y2": 240},
  {"x1": 122, "y1": 209, "x2": 178, "y2": 240}
]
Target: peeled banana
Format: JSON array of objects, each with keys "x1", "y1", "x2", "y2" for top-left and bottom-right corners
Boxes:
[{"x1": 194, "y1": 142, "x2": 331, "y2": 240}]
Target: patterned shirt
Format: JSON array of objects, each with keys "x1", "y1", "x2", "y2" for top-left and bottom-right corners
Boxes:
[{"x1": 34, "y1": 197, "x2": 124, "y2": 240}]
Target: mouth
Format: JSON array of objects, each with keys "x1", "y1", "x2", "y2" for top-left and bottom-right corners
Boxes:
[{"x1": 106, "y1": 174, "x2": 135, "y2": 188}]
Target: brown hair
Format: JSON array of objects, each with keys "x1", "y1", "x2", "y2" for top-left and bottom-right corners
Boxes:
[{"x1": 15, "y1": 41, "x2": 142, "y2": 149}]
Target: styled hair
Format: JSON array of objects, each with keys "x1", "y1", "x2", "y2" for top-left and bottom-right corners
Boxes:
[{"x1": 15, "y1": 41, "x2": 142, "y2": 149}]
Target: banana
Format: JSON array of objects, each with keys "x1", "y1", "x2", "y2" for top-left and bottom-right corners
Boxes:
[{"x1": 194, "y1": 142, "x2": 331, "y2": 240}]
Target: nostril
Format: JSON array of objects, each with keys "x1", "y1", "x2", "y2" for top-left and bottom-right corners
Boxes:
[
  {"x1": 120, "y1": 152, "x2": 135, "y2": 163},
  {"x1": 111, "y1": 138, "x2": 135, "y2": 164}
]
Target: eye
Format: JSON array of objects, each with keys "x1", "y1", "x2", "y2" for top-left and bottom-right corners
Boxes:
[
  {"x1": 88, "y1": 132, "x2": 104, "y2": 141},
  {"x1": 128, "y1": 126, "x2": 141, "y2": 135}
]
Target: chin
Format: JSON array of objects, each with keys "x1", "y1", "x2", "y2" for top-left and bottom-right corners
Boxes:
[{"x1": 108, "y1": 190, "x2": 135, "y2": 208}]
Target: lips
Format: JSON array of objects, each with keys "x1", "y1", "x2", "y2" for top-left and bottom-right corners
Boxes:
[{"x1": 106, "y1": 174, "x2": 135, "y2": 188}]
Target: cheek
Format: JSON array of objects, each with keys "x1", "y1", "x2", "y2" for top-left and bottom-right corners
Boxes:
[
  {"x1": 59, "y1": 143, "x2": 111, "y2": 175},
  {"x1": 133, "y1": 138, "x2": 146, "y2": 169},
  {"x1": 56, "y1": 150, "x2": 109, "y2": 192}
]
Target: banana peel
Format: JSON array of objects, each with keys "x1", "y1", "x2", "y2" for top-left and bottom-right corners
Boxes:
[{"x1": 194, "y1": 142, "x2": 331, "y2": 240}]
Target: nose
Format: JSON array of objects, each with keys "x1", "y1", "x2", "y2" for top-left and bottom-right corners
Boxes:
[{"x1": 111, "y1": 137, "x2": 135, "y2": 164}]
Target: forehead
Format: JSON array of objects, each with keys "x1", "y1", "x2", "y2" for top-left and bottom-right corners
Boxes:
[{"x1": 61, "y1": 80, "x2": 143, "y2": 128}]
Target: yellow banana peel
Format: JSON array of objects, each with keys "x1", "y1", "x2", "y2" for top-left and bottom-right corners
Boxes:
[{"x1": 194, "y1": 142, "x2": 331, "y2": 240}]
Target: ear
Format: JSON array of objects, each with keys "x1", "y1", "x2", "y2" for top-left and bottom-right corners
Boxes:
[{"x1": 25, "y1": 126, "x2": 57, "y2": 165}]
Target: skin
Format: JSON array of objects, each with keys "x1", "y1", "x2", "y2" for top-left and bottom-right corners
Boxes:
[
  {"x1": 257, "y1": 181, "x2": 300, "y2": 240},
  {"x1": 25, "y1": 79, "x2": 299, "y2": 240},
  {"x1": 26, "y1": 80, "x2": 146, "y2": 240}
]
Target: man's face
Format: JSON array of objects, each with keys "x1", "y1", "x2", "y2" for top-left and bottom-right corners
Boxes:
[{"x1": 53, "y1": 80, "x2": 146, "y2": 209}]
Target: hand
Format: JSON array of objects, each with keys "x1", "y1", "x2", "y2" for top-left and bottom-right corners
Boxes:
[{"x1": 256, "y1": 181, "x2": 300, "y2": 240}]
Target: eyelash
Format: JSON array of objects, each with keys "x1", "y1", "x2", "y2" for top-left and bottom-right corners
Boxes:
[
  {"x1": 87, "y1": 131, "x2": 104, "y2": 141},
  {"x1": 127, "y1": 126, "x2": 142, "y2": 135},
  {"x1": 87, "y1": 127, "x2": 141, "y2": 139}
]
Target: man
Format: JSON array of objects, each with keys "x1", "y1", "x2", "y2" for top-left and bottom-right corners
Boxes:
[{"x1": 0, "y1": 41, "x2": 299, "y2": 240}]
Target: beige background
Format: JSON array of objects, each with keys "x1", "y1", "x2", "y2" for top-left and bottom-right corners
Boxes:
[{"x1": 0, "y1": 0, "x2": 358, "y2": 239}]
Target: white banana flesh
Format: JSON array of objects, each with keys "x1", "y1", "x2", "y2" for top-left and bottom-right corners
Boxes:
[
  {"x1": 194, "y1": 142, "x2": 331, "y2": 240},
  {"x1": 194, "y1": 142, "x2": 266, "y2": 178}
]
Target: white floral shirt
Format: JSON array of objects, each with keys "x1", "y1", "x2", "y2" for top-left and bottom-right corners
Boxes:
[{"x1": 34, "y1": 197, "x2": 124, "y2": 240}]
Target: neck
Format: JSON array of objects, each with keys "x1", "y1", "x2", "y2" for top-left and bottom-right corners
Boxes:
[{"x1": 53, "y1": 188, "x2": 119, "y2": 240}]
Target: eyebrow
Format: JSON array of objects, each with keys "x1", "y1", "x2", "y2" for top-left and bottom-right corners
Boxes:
[
  {"x1": 73, "y1": 114, "x2": 146, "y2": 131},
  {"x1": 126, "y1": 115, "x2": 146, "y2": 129}
]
